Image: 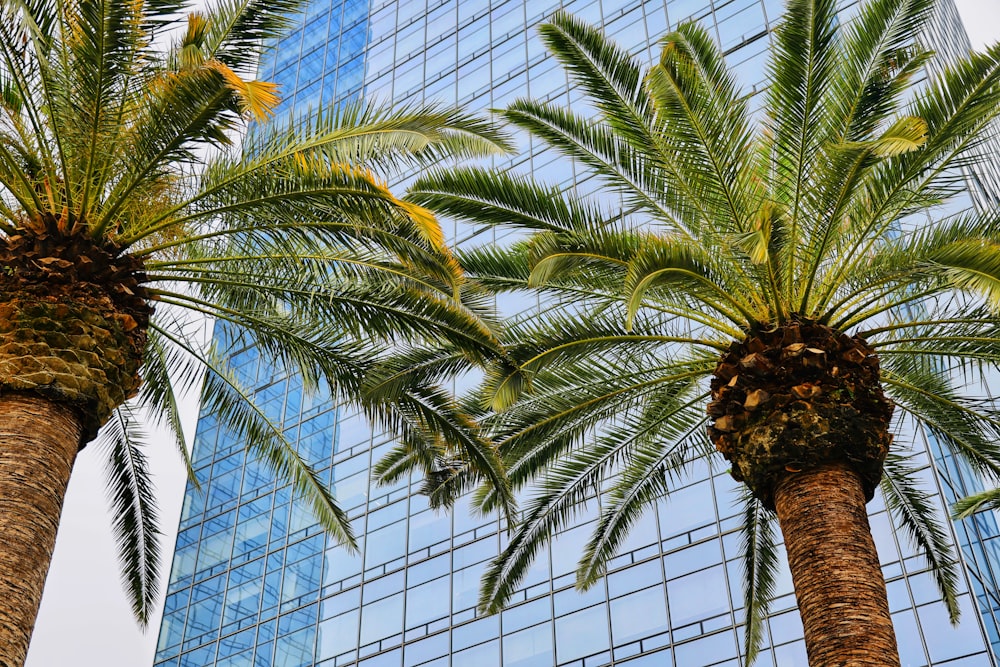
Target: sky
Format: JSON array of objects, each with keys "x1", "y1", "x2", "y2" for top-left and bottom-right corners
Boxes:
[{"x1": 22, "y1": 2, "x2": 1000, "y2": 666}]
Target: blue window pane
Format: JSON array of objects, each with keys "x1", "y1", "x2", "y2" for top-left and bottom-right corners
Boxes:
[
  {"x1": 365, "y1": 521, "x2": 407, "y2": 569},
  {"x1": 336, "y1": 412, "x2": 372, "y2": 450},
  {"x1": 518, "y1": 544, "x2": 551, "y2": 591},
  {"x1": 187, "y1": 596, "x2": 224, "y2": 636},
  {"x1": 234, "y1": 515, "x2": 271, "y2": 557},
  {"x1": 772, "y1": 639, "x2": 808, "y2": 667},
  {"x1": 405, "y1": 576, "x2": 450, "y2": 629},
  {"x1": 197, "y1": 525, "x2": 236, "y2": 572},
  {"x1": 170, "y1": 544, "x2": 198, "y2": 584},
  {"x1": 767, "y1": 609, "x2": 803, "y2": 646},
  {"x1": 360, "y1": 592, "x2": 404, "y2": 645},
  {"x1": 358, "y1": 648, "x2": 401, "y2": 667},
  {"x1": 218, "y1": 649, "x2": 254, "y2": 667},
  {"x1": 614, "y1": 510, "x2": 660, "y2": 554},
  {"x1": 892, "y1": 609, "x2": 928, "y2": 667},
  {"x1": 364, "y1": 571, "x2": 404, "y2": 604},
  {"x1": 550, "y1": 524, "x2": 593, "y2": 577},
  {"x1": 317, "y1": 610, "x2": 359, "y2": 660},
  {"x1": 452, "y1": 616, "x2": 498, "y2": 652},
  {"x1": 664, "y1": 540, "x2": 723, "y2": 579},
  {"x1": 278, "y1": 604, "x2": 317, "y2": 636},
  {"x1": 617, "y1": 648, "x2": 672, "y2": 666},
  {"x1": 918, "y1": 596, "x2": 986, "y2": 663},
  {"x1": 408, "y1": 509, "x2": 451, "y2": 553},
  {"x1": 451, "y1": 536, "x2": 495, "y2": 570},
  {"x1": 673, "y1": 631, "x2": 738, "y2": 666},
  {"x1": 453, "y1": 639, "x2": 498, "y2": 667},
  {"x1": 658, "y1": 479, "x2": 716, "y2": 536},
  {"x1": 323, "y1": 531, "x2": 364, "y2": 587},
  {"x1": 253, "y1": 641, "x2": 273, "y2": 667},
  {"x1": 608, "y1": 559, "x2": 662, "y2": 599},
  {"x1": 666, "y1": 565, "x2": 729, "y2": 626},
  {"x1": 452, "y1": 562, "x2": 486, "y2": 613},
  {"x1": 402, "y1": 631, "x2": 449, "y2": 667},
  {"x1": 158, "y1": 610, "x2": 185, "y2": 650},
  {"x1": 610, "y1": 585, "x2": 668, "y2": 646},
  {"x1": 262, "y1": 569, "x2": 282, "y2": 611},
  {"x1": 281, "y1": 553, "x2": 322, "y2": 602},
  {"x1": 502, "y1": 622, "x2": 553, "y2": 667},
  {"x1": 320, "y1": 586, "x2": 360, "y2": 620},
  {"x1": 502, "y1": 597, "x2": 550, "y2": 634},
  {"x1": 553, "y1": 582, "x2": 605, "y2": 616},
  {"x1": 407, "y1": 553, "x2": 449, "y2": 586},
  {"x1": 180, "y1": 643, "x2": 217, "y2": 667},
  {"x1": 219, "y1": 628, "x2": 257, "y2": 658},
  {"x1": 273, "y1": 626, "x2": 315, "y2": 667},
  {"x1": 554, "y1": 604, "x2": 610, "y2": 663},
  {"x1": 224, "y1": 580, "x2": 262, "y2": 625}
]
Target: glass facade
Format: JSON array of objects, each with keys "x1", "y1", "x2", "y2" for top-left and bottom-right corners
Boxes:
[{"x1": 154, "y1": 1, "x2": 1000, "y2": 666}]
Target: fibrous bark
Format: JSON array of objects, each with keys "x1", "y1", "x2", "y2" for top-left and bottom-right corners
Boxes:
[
  {"x1": 774, "y1": 463, "x2": 900, "y2": 667},
  {"x1": 0, "y1": 395, "x2": 82, "y2": 667},
  {"x1": 0, "y1": 214, "x2": 151, "y2": 442},
  {"x1": 707, "y1": 318, "x2": 893, "y2": 508}
]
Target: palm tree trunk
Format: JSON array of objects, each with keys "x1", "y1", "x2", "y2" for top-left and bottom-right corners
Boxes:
[
  {"x1": 773, "y1": 462, "x2": 899, "y2": 667},
  {"x1": 0, "y1": 395, "x2": 82, "y2": 667}
]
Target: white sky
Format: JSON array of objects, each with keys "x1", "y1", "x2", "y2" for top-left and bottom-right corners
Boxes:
[{"x1": 23, "y1": 2, "x2": 1000, "y2": 666}]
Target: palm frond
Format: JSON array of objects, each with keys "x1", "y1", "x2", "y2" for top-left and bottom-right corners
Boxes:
[
  {"x1": 485, "y1": 354, "x2": 714, "y2": 503},
  {"x1": 827, "y1": 0, "x2": 934, "y2": 142},
  {"x1": 237, "y1": 99, "x2": 513, "y2": 176},
  {"x1": 409, "y1": 167, "x2": 609, "y2": 233},
  {"x1": 576, "y1": 392, "x2": 709, "y2": 586},
  {"x1": 477, "y1": 439, "x2": 642, "y2": 613},
  {"x1": 881, "y1": 453, "x2": 961, "y2": 622},
  {"x1": 539, "y1": 10, "x2": 649, "y2": 131},
  {"x1": 765, "y1": 0, "x2": 840, "y2": 257},
  {"x1": 953, "y1": 487, "x2": 1000, "y2": 519},
  {"x1": 830, "y1": 42, "x2": 1000, "y2": 288},
  {"x1": 927, "y1": 239, "x2": 1000, "y2": 309},
  {"x1": 0, "y1": 0, "x2": 66, "y2": 211},
  {"x1": 140, "y1": 323, "x2": 200, "y2": 486},
  {"x1": 645, "y1": 22, "x2": 758, "y2": 235},
  {"x1": 457, "y1": 243, "x2": 555, "y2": 295},
  {"x1": 64, "y1": 0, "x2": 147, "y2": 220},
  {"x1": 525, "y1": 227, "x2": 637, "y2": 288},
  {"x1": 199, "y1": 347, "x2": 355, "y2": 549},
  {"x1": 625, "y1": 235, "x2": 760, "y2": 328},
  {"x1": 201, "y1": 0, "x2": 304, "y2": 73},
  {"x1": 882, "y1": 354, "x2": 1000, "y2": 480},
  {"x1": 152, "y1": 320, "x2": 355, "y2": 549},
  {"x1": 739, "y1": 489, "x2": 779, "y2": 665},
  {"x1": 869, "y1": 316, "x2": 1000, "y2": 378},
  {"x1": 368, "y1": 382, "x2": 514, "y2": 520},
  {"x1": 97, "y1": 406, "x2": 161, "y2": 626}
]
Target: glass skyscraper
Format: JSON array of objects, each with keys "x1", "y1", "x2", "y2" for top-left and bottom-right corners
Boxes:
[{"x1": 153, "y1": 1, "x2": 1000, "y2": 666}]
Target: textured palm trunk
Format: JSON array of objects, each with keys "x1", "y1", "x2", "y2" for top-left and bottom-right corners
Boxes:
[
  {"x1": 773, "y1": 462, "x2": 899, "y2": 667},
  {"x1": 0, "y1": 395, "x2": 82, "y2": 667}
]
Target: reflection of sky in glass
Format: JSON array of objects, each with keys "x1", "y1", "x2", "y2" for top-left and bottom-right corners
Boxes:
[{"x1": 153, "y1": 1, "x2": 1000, "y2": 666}]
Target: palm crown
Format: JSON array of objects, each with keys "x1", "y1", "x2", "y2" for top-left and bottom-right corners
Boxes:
[
  {"x1": 0, "y1": 0, "x2": 512, "y2": 656},
  {"x1": 408, "y1": 0, "x2": 1000, "y2": 663}
]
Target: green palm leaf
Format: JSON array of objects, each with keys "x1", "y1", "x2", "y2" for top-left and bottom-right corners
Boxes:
[
  {"x1": 97, "y1": 406, "x2": 161, "y2": 626},
  {"x1": 881, "y1": 453, "x2": 961, "y2": 621},
  {"x1": 739, "y1": 490, "x2": 779, "y2": 665}
]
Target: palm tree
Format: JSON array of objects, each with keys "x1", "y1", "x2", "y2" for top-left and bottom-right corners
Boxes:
[
  {"x1": 404, "y1": 1, "x2": 1000, "y2": 664},
  {"x1": 0, "y1": 1, "x2": 512, "y2": 663}
]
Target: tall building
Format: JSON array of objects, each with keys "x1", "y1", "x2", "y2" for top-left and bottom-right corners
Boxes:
[{"x1": 153, "y1": 1, "x2": 1000, "y2": 666}]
